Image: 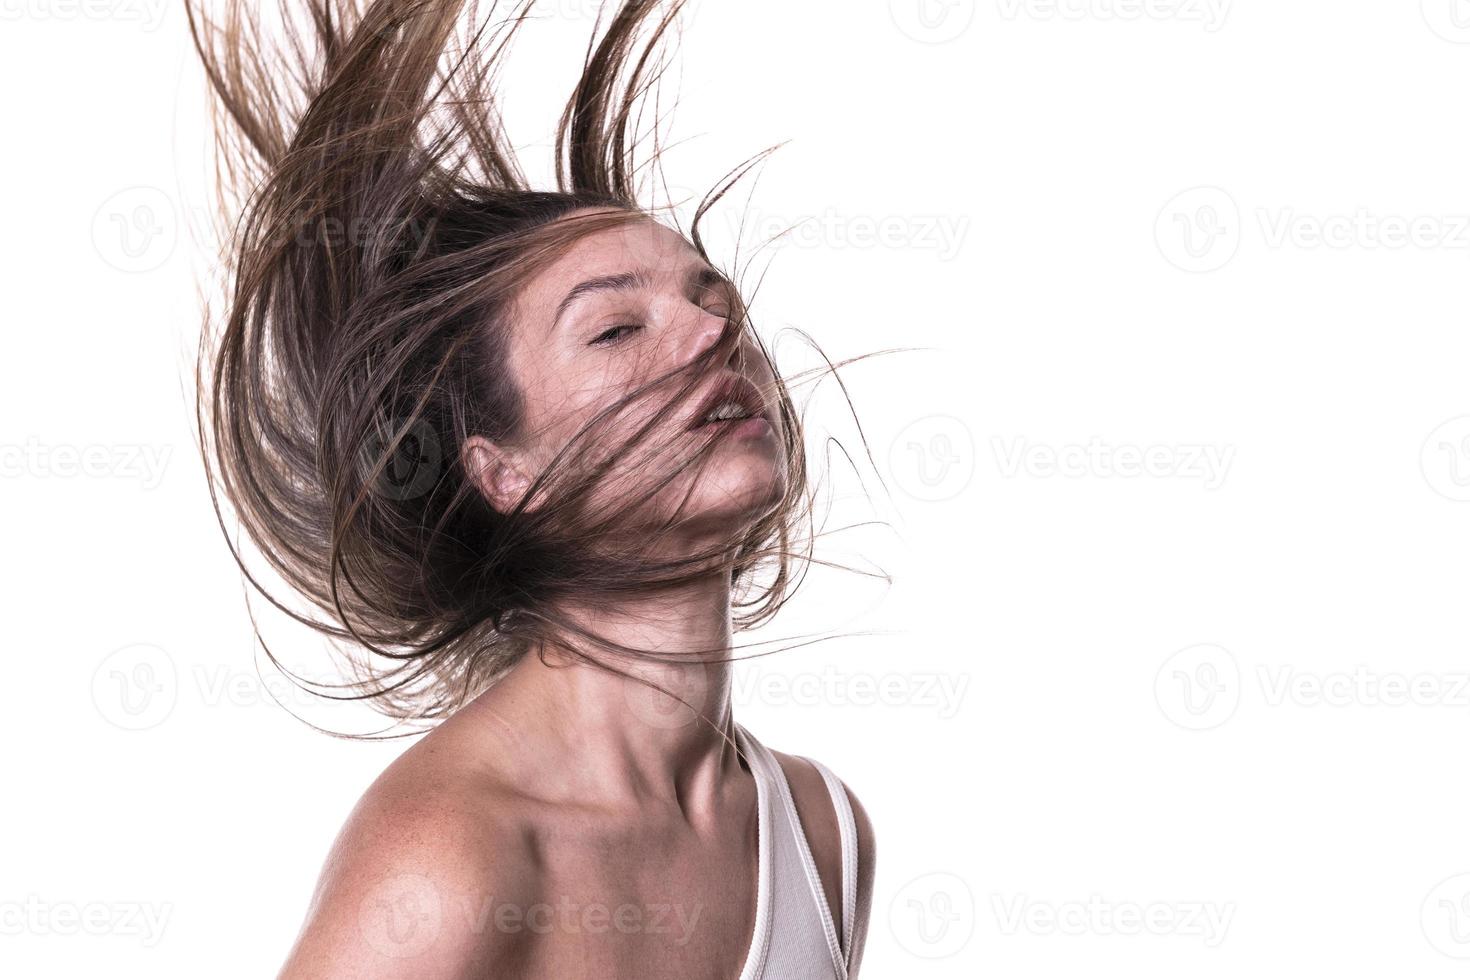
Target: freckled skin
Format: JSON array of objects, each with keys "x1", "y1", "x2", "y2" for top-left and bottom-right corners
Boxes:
[{"x1": 276, "y1": 214, "x2": 875, "y2": 979}]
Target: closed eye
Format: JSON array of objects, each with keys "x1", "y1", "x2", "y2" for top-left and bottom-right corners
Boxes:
[
  {"x1": 695, "y1": 282, "x2": 736, "y2": 322},
  {"x1": 589, "y1": 323, "x2": 644, "y2": 347}
]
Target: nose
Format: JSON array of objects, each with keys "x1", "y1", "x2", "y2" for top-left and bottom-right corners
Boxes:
[{"x1": 672, "y1": 302, "x2": 739, "y2": 373}]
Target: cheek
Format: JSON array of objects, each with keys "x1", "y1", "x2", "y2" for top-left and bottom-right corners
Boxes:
[{"x1": 517, "y1": 360, "x2": 664, "y2": 476}]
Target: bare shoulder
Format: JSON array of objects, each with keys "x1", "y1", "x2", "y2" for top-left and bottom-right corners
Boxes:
[
  {"x1": 769, "y1": 748, "x2": 877, "y2": 976},
  {"x1": 277, "y1": 735, "x2": 537, "y2": 979},
  {"x1": 768, "y1": 747, "x2": 877, "y2": 873}
]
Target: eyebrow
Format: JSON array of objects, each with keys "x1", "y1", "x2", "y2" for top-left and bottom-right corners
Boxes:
[{"x1": 552, "y1": 264, "x2": 731, "y2": 332}]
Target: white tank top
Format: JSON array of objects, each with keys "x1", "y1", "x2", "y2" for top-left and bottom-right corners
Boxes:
[{"x1": 732, "y1": 723, "x2": 860, "y2": 980}]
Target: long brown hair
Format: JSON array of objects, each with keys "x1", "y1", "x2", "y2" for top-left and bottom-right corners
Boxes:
[{"x1": 185, "y1": 0, "x2": 868, "y2": 732}]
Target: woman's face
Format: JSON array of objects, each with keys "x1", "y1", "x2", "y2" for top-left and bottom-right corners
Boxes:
[{"x1": 468, "y1": 210, "x2": 787, "y2": 547}]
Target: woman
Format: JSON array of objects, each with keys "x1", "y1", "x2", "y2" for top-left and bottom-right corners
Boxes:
[{"x1": 186, "y1": 0, "x2": 876, "y2": 975}]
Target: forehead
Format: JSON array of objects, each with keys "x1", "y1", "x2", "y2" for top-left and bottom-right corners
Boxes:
[{"x1": 521, "y1": 213, "x2": 704, "y2": 305}]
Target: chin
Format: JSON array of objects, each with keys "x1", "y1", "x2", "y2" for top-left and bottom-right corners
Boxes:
[{"x1": 660, "y1": 450, "x2": 788, "y2": 541}]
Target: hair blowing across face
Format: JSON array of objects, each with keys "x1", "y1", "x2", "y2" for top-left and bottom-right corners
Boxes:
[{"x1": 183, "y1": 0, "x2": 852, "y2": 731}]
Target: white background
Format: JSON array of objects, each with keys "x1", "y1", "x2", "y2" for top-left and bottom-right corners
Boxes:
[{"x1": 3, "y1": 0, "x2": 1470, "y2": 977}]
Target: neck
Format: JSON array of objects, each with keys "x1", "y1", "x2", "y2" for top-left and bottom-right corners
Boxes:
[{"x1": 460, "y1": 570, "x2": 745, "y2": 812}]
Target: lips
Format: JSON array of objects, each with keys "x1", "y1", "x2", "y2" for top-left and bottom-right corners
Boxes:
[{"x1": 687, "y1": 374, "x2": 769, "y2": 431}]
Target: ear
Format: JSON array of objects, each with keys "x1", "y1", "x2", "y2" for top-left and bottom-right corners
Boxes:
[{"x1": 462, "y1": 434, "x2": 534, "y2": 514}]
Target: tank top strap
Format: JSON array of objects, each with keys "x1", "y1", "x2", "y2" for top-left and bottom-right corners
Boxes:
[
  {"x1": 734, "y1": 723, "x2": 848, "y2": 979},
  {"x1": 799, "y1": 754, "x2": 859, "y2": 968}
]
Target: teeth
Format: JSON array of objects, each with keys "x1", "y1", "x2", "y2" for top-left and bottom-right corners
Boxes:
[{"x1": 702, "y1": 399, "x2": 750, "y2": 423}]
